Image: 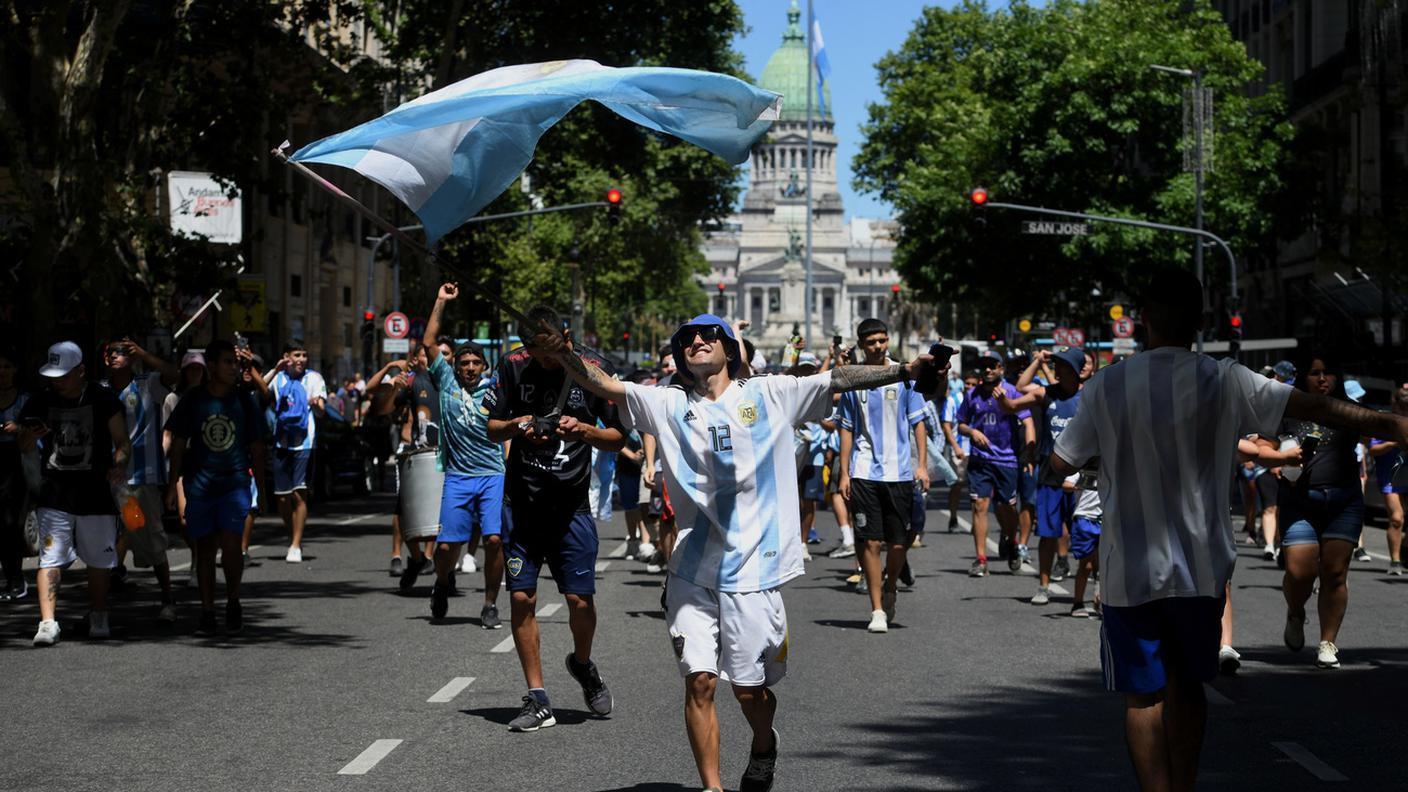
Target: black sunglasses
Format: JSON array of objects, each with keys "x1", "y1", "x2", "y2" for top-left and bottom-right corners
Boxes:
[{"x1": 675, "y1": 324, "x2": 723, "y2": 344}]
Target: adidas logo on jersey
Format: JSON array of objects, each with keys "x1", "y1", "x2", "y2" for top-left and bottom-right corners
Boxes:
[{"x1": 683, "y1": 410, "x2": 698, "y2": 422}]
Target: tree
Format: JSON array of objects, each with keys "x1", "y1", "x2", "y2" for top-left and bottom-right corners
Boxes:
[{"x1": 853, "y1": 0, "x2": 1293, "y2": 324}]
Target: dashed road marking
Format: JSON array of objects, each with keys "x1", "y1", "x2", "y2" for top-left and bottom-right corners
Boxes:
[
  {"x1": 337, "y1": 739, "x2": 402, "y2": 775},
  {"x1": 427, "y1": 677, "x2": 475, "y2": 703},
  {"x1": 339, "y1": 513, "x2": 378, "y2": 525},
  {"x1": 608, "y1": 541, "x2": 628, "y2": 558},
  {"x1": 490, "y1": 635, "x2": 516, "y2": 653},
  {"x1": 595, "y1": 560, "x2": 611, "y2": 573},
  {"x1": 1272, "y1": 741, "x2": 1348, "y2": 782},
  {"x1": 537, "y1": 603, "x2": 562, "y2": 618}
]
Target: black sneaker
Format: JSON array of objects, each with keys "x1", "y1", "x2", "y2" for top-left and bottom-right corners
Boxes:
[
  {"x1": 196, "y1": 609, "x2": 218, "y2": 636},
  {"x1": 430, "y1": 584, "x2": 449, "y2": 621},
  {"x1": 565, "y1": 653, "x2": 613, "y2": 716},
  {"x1": 480, "y1": 603, "x2": 502, "y2": 630},
  {"x1": 0, "y1": 578, "x2": 27, "y2": 601},
  {"x1": 399, "y1": 556, "x2": 427, "y2": 592},
  {"x1": 997, "y1": 536, "x2": 1012, "y2": 562},
  {"x1": 508, "y1": 695, "x2": 556, "y2": 732},
  {"x1": 739, "y1": 727, "x2": 779, "y2": 792},
  {"x1": 389, "y1": 556, "x2": 404, "y2": 578},
  {"x1": 898, "y1": 561, "x2": 915, "y2": 588},
  {"x1": 225, "y1": 600, "x2": 243, "y2": 635},
  {"x1": 1052, "y1": 557, "x2": 1070, "y2": 582},
  {"x1": 1006, "y1": 542, "x2": 1023, "y2": 572},
  {"x1": 947, "y1": 516, "x2": 958, "y2": 533}
]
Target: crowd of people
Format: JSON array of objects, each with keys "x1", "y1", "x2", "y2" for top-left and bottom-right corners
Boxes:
[{"x1": 3, "y1": 267, "x2": 1407, "y2": 792}]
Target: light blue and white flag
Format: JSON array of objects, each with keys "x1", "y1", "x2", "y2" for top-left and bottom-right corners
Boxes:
[
  {"x1": 291, "y1": 60, "x2": 782, "y2": 244},
  {"x1": 811, "y1": 18, "x2": 831, "y2": 116}
]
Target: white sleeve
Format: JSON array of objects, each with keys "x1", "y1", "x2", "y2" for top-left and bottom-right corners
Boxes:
[
  {"x1": 621, "y1": 382, "x2": 672, "y2": 436},
  {"x1": 765, "y1": 373, "x2": 834, "y2": 426},
  {"x1": 1053, "y1": 378, "x2": 1100, "y2": 467},
  {"x1": 307, "y1": 372, "x2": 329, "y2": 401},
  {"x1": 1224, "y1": 361, "x2": 1291, "y2": 438}
]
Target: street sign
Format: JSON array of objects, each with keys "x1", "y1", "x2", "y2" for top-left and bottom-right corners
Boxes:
[
  {"x1": 382, "y1": 338, "x2": 410, "y2": 354},
  {"x1": 1021, "y1": 220, "x2": 1089, "y2": 236},
  {"x1": 1109, "y1": 304, "x2": 1124, "y2": 320},
  {"x1": 384, "y1": 311, "x2": 409, "y2": 339},
  {"x1": 1112, "y1": 317, "x2": 1135, "y2": 338},
  {"x1": 1113, "y1": 338, "x2": 1138, "y2": 354},
  {"x1": 1065, "y1": 328, "x2": 1086, "y2": 347},
  {"x1": 1018, "y1": 319, "x2": 1032, "y2": 333}
]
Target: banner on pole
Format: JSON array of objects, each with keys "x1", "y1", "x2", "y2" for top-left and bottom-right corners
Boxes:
[{"x1": 167, "y1": 171, "x2": 243, "y2": 244}]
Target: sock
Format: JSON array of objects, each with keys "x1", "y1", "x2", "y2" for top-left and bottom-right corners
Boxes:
[
  {"x1": 529, "y1": 688, "x2": 550, "y2": 708},
  {"x1": 839, "y1": 524, "x2": 854, "y2": 546},
  {"x1": 976, "y1": 555, "x2": 988, "y2": 564}
]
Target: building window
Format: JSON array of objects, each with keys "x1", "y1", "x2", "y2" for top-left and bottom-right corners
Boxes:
[
  {"x1": 342, "y1": 286, "x2": 352, "y2": 307},
  {"x1": 290, "y1": 274, "x2": 302, "y2": 298},
  {"x1": 858, "y1": 297, "x2": 871, "y2": 318}
]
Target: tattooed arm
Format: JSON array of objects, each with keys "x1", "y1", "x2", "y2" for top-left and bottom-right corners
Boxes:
[
  {"x1": 830, "y1": 351, "x2": 943, "y2": 394},
  {"x1": 553, "y1": 347, "x2": 627, "y2": 402}
]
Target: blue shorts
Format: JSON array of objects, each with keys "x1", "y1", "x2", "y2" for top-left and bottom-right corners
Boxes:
[
  {"x1": 615, "y1": 467, "x2": 642, "y2": 511},
  {"x1": 1035, "y1": 485, "x2": 1074, "y2": 539},
  {"x1": 910, "y1": 485, "x2": 926, "y2": 533},
  {"x1": 273, "y1": 448, "x2": 311, "y2": 494},
  {"x1": 1017, "y1": 465, "x2": 1038, "y2": 506},
  {"x1": 1101, "y1": 596, "x2": 1223, "y2": 695},
  {"x1": 438, "y1": 474, "x2": 505, "y2": 543},
  {"x1": 503, "y1": 501, "x2": 599, "y2": 596},
  {"x1": 968, "y1": 459, "x2": 1017, "y2": 504},
  {"x1": 1280, "y1": 485, "x2": 1364, "y2": 547},
  {"x1": 185, "y1": 488, "x2": 253, "y2": 541},
  {"x1": 1070, "y1": 516, "x2": 1101, "y2": 560},
  {"x1": 800, "y1": 465, "x2": 825, "y2": 502}
]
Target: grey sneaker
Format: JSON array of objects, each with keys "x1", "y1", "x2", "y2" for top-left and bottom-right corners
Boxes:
[
  {"x1": 32, "y1": 619, "x2": 60, "y2": 647},
  {"x1": 88, "y1": 611, "x2": 111, "y2": 639},
  {"x1": 968, "y1": 559, "x2": 988, "y2": 577},
  {"x1": 507, "y1": 695, "x2": 556, "y2": 732},
  {"x1": 1284, "y1": 611, "x2": 1306, "y2": 652},
  {"x1": 1051, "y1": 557, "x2": 1070, "y2": 582},
  {"x1": 1354, "y1": 547, "x2": 1372, "y2": 562},
  {"x1": 828, "y1": 544, "x2": 856, "y2": 559},
  {"x1": 565, "y1": 654, "x2": 613, "y2": 716},
  {"x1": 480, "y1": 603, "x2": 502, "y2": 630},
  {"x1": 1388, "y1": 562, "x2": 1404, "y2": 576},
  {"x1": 739, "y1": 727, "x2": 779, "y2": 792},
  {"x1": 1030, "y1": 587, "x2": 1050, "y2": 606},
  {"x1": 881, "y1": 588, "x2": 897, "y2": 623},
  {"x1": 389, "y1": 556, "x2": 404, "y2": 578}
]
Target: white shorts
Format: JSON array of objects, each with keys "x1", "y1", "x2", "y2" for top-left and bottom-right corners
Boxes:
[
  {"x1": 37, "y1": 508, "x2": 119, "y2": 570},
  {"x1": 665, "y1": 574, "x2": 788, "y2": 687}
]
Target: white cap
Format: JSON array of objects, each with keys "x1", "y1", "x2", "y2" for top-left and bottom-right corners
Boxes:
[
  {"x1": 796, "y1": 352, "x2": 821, "y2": 368},
  {"x1": 39, "y1": 341, "x2": 83, "y2": 378}
]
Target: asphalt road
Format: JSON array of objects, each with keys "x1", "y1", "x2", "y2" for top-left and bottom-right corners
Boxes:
[{"x1": 3, "y1": 490, "x2": 1405, "y2": 791}]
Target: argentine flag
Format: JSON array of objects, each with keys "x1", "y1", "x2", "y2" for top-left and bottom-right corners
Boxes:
[
  {"x1": 291, "y1": 60, "x2": 782, "y2": 244},
  {"x1": 811, "y1": 18, "x2": 832, "y2": 116}
]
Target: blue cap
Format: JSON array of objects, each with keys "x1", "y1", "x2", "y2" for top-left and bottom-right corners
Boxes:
[
  {"x1": 1050, "y1": 345, "x2": 1085, "y2": 376},
  {"x1": 1344, "y1": 379, "x2": 1365, "y2": 403},
  {"x1": 1273, "y1": 360, "x2": 1296, "y2": 383},
  {"x1": 671, "y1": 314, "x2": 742, "y2": 381}
]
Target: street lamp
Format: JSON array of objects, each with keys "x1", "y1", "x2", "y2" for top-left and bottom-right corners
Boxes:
[{"x1": 1151, "y1": 63, "x2": 1208, "y2": 353}]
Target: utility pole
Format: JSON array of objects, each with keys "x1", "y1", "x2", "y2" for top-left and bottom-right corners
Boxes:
[
  {"x1": 1151, "y1": 64, "x2": 1210, "y2": 354},
  {"x1": 804, "y1": 0, "x2": 815, "y2": 346}
]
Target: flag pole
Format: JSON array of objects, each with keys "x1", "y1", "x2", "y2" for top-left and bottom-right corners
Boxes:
[
  {"x1": 804, "y1": 0, "x2": 815, "y2": 347},
  {"x1": 270, "y1": 142, "x2": 536, "y2": 328}
]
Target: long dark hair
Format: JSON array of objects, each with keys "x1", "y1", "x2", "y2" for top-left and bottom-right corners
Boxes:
[{"x1": 1294, "y1": 350, "x2": 1348, "y2": 401}]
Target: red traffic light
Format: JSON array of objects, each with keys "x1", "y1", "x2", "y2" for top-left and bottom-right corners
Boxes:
[
  {"x1": 1229, "y1": 315, "x2": 1243, "y2": 328},
  {"x1": 622, "y1": 331, "x2": 631, "y2": 340},
  {"x1": 891, "y1": 283, "x2": 901, "y2": 294},
  {"x1": 717, "y1": 282, "x2": 726, "y2": 292},
  {"x1": 362, "y1": 311, "x2": 375, "y2": 321},
  {"x1": 970, "y1": 187, "x2": 989, "y2": 205},
  {"x1": 606, "y1": 188, "x2": 622, "y2": 205}
]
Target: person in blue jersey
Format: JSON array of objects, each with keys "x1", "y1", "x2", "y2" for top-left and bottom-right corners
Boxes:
[
  {"x1": 537, "y1": 313, "x2": 943, "y2": 792},
  {"x1": 419, "y1": 283, "x2": 508, "y2": 629},
  {"x1": 940, "y1": 370, "x2": 978, "y2": 532},
  {"x1": 263, "y1": 341, "x2": 327, "y2": 564},
  {"x1": 100, "y1": 336, "x2": 178, "y2": 621},
  {"x1": 165, "y1": 340, "x2": 266, "y2": 636},
  {"x1": 956, "y1": 355, "x2": 1035, "y2": 577},
  {"x1": 837, "y1": 319, "x2": 929, "y2": 634},
  {"x1": 1001, "y1": 345, "x2": 1087, "y2": 605},
  {"x1": 1367, "y1": 385, "x2": 1408, "y2": 575}
]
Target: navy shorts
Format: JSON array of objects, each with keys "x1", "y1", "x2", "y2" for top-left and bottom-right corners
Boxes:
[
  {"x1": 503, "y1": 500, "x2": 599, "y2": 596},
  {"x1": 1070, "y1": 516, "x2": 1101, "y2": 560},
  {"x1": 438, "y1": 474, "x2": 505, "y2": 543},
  {"x1": 799, "y1": 464, "x2": 825, "y2": 502},
  {"x1": 186, "y1": 487, "x2": 253, "y2": 541},
  {"x1": 1280, "y1": 485, "x2": 1364, "y2": 547},
  {"x1": 1101, "y1": 596, "x2": 1223, "y2": 695},
  {"x1": 1035, "y1": 484, "x2": 1074, "y2": 539},
  {"x1": 615, "y1": 467, "x2": 642, "y2": 510},
  {"x1": 1017, "y1": 465, "x2": 1038, "y2": 506},
  {"x1": 968, "y1": 459, "x2": 1018, "y2": 504},
  {"x1": 273, "y1": 448, "x2": 311, "y2": 495}
]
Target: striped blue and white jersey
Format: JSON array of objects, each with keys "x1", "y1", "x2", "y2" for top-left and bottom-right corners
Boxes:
[
  {"x1": 837, "y1": 377, "x2": 926, "y2": 483},
  {"x1": 621, "y1": 373, "x2": 833, "y2": 593},
  {"x1": 103, "y1": 373, "x2": 169, "y2": 485}
]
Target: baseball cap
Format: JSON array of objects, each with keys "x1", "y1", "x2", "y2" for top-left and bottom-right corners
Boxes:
[
  {"x1": 795, "y1": 352, "x2": 821, "y2": 369},
  {"x1": 670, "y1": 314, "x2": 742, "y2": 381},
  {"x1": 1343, "y1": 380, "x2": 1365, "y2": 403},
  {"x1": 180, "y1": 351, "x2": 206, "y2": 370},
  {"x1": 38, "y1": 341, "x2": 83, "y2": 378},
  {"x1": 1272, "y1": 360, "x2": 1296, "y2": 382},
  {"x1": 1050, "y1": 345, "x2": 1085, "y2": 375},
  {"x1": 977, "y1": 352, "x2": 1002, "y2": 367}
]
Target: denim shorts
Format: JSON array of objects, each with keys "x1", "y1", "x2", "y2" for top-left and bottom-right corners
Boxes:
[{"x1": 1279, "y1": 485, "x2": 1364, "y2": 547}]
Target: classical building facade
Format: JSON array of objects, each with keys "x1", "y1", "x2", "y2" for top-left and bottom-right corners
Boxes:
[{"x1": 699, "y1": 1, "x2": 902, "y2": 360}]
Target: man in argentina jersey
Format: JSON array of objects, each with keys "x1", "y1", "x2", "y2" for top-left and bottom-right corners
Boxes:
[
  {"x1": 100, "y1": 337, "x2": 178, "y2": 622},
  {"x1": 534, "y1": 312, "x2": 944, "y2": 792},
  {"x1": 1050, "y1": 267, "x2": 1408, "y2": 792},
  {"x1": 836, "y1": 318, "x2": 928, "y2": 634},
  {"x1": 264, "y1": 342, "x2": 327, "y2": 563}
]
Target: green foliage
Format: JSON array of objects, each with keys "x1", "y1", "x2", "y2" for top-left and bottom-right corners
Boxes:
[{"x1": 853, "y1": 0, "x2": 1294, "y2": 321}]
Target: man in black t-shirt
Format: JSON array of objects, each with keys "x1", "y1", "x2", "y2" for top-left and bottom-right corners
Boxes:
[
  {"x1": 19, "y1": 341, "x2": 131, "y2": 646},
  {"x1": 485, "y1": 306, "x2": 626, "y2": 733}
]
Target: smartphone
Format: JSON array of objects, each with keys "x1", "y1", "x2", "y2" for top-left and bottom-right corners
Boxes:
[
  {"x1": 1298, "y1": 431, "x2": 1322, "y2": 460},
  {"x1": 235, "y1": 332, "x2": 249, "y2": 350},
  {"x1": 832, "y1": 334, "x2": 843, "y2": 348},
  {"x1": 913, "y1": 343, "x2": 958, "y2": 393}
]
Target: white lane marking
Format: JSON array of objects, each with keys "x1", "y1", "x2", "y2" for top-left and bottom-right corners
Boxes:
[
  {"x1": 537, "y1": 603, "x2": 562, "y2": 618},
  {"x1": 1271, "y1": 741, "x2": 1348, "y2": 782},
  {"x1": 608, "y1": 541, "x2": 628, "y2": 558},
  {"x1": 1049, "y1": 582, "x2": 1070, "y2": 596},
  {"x1": 595, "y1": 560, "x2": 611, "y2": 573},
  {"x1": 339, "y1": 513, "x2": 378, "y2": 525},
  {"x1": 337, "y1": 739, "x2": 402, "y2": 775},
  {"x1": 490, "y1": 635, "x2": 516, "y2": 653},
  {"x1": 427, "y1": 677, "x2": 475, "y2": 703},
  {"x1": 1203, "y1": 684, "x2": 1234, "y2": 707}
]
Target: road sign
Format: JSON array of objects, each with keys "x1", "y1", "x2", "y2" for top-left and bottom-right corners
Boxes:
[
  {"x1": 382, "y1": 338, "x2": 410, "y2": 354},
  {"x1": 1112, "y1": 338, "x2": 1138, "y2": 354},
  {"x1": 1053, "y1": 327, "x2": 1069, "y2": 345},
  {"x1": 1021, "y1": 220, "x2": 1089, "y2": 236},
  {"x1": 1112, "y1": 317, "x2": 1135, "y2": 338},
  {"x1": 1065, "y1": 328, "x2": 1086, "y2": 347},
  {"x1": 1018, "y1": 319, "x2": 1032, "y2": 333},
  {"x1": 1109, "y1": 304, "x2": 1124, "y2": 320},
  {"x1": 383, "y1": 311, "x2": 410, "y2": 340}
]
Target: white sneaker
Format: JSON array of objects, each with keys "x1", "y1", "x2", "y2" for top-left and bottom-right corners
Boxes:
[
  {"x1": 88, "y1": 611, "x2": 111, "y2": 639},
  {"x1": 638, "y1": 542, "x2": 656, "y2": 560},
  {"x1": 32, "y1": 619, "x2": 60, "y2": 647},
  {"x1": 460, "y1": 553, "x2": 478, "y2": 574},
  {"x1": 646, "y1": 562, "x2": 663, "y2": 574},
  {"x1": 828, "y1": 544, "x2": 856, "y2": 559},
  {"x1": 157, "y1": 603, "x2": 177, "y2": 624},
  {"x1": 1030, "y1": 587, "x2": 1050, "y2": 606},
  {"x1": 1316, "y1": 641, "x2": 1340, "y2": 668},
  {"x1": 802, "y1": 550, "x2": 813, "y2": 562},
  {"x1": 867, "y1": 609, "x2": 888, "y2": 633},
  {"x1": 1218, "y1": 644, "x2": 1242, "y2": 674},
  {"x1": 285, "y1": 546, "x2": 302, "y2": 563},
  {"x1": 1262, "y1": 545, "x2": 1276, "y2": 561}
]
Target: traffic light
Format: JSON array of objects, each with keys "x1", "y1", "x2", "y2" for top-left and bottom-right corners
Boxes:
[
  {"x1": 1228, "y1": 312, "x2": 1243, "y2": 358},
  {"x1": 360, "y1": 310, "x2": 376, "y2": 340},
  {"x1": 606, "y1": 187, "x2": 622, "y2": 225},
  {"x1": 969, "y1": 187, "x2": 989, "y2": 206}
]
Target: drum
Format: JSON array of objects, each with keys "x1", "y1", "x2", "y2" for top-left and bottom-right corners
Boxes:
[{"x1": 397, "y1": 448, "x2": 444, "y2": 541}]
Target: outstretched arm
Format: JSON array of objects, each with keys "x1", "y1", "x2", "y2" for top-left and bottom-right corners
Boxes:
[
  {"x1": 831, "y1": 352, "x2": 942, "y2": 394},
  {"x1": 1285, "y1": 390, "x2": 1408, "y2": 446}
]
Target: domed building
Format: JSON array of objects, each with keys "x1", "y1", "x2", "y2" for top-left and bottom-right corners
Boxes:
[{"x1": 700, "y1": 0, "x2": 902, "y2": 360}]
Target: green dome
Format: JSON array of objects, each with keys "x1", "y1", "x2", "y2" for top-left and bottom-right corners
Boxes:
[{"x1": 758, "y1": 0, "x2": 831, "y2": 122}]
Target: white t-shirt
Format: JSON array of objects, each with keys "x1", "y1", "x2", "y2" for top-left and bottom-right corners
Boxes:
[
  {"x1": 1053, "y1": 348, "x2": 1291, "y2": 608},
  {"x1": 621, "y1": 373, "x2": 833, "y2": 593}
]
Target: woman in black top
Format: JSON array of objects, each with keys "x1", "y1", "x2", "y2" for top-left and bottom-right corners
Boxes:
[{"x1": 1265, "y1": 352, "x2": 1362, "y2": 669}]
